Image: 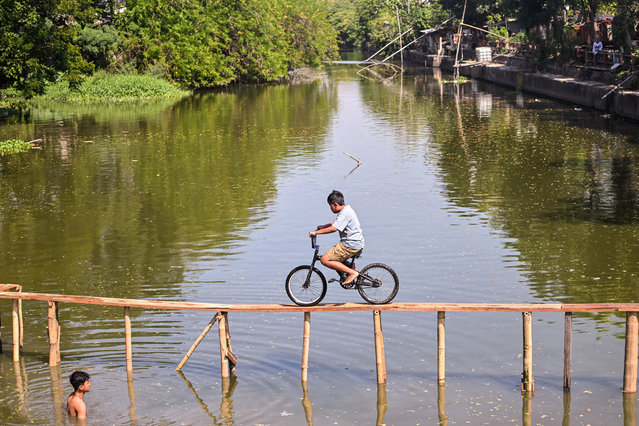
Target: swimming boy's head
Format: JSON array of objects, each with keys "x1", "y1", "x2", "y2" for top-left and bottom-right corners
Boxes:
[
  {"x1": 70, "y1": 371, "x2": 91, "y2": 392},
  {"x1": 327, "y1": 190, "x2": 345, "y2": 206}
]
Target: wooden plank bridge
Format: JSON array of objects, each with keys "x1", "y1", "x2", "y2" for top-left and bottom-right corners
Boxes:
[{"x1": 1, "y1": 287, "x2": 639, "y2": 395}]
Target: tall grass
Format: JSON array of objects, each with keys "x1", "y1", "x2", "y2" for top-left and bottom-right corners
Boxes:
[{"x1": 35, "y1": 72, "x2": 190, "y2": 103}]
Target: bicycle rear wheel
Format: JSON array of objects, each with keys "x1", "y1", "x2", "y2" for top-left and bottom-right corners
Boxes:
[
  {"x1": 357, "y1": 263, "x2": 399, "y2": 304},
  {"x1": 285, "y1": 266, "x2": 327, "y2": 306}
]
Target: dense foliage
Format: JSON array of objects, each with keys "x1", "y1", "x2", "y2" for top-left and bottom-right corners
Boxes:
[
  {"x1": 0, "y1": 0, "x2": 338, "y2": 98},
  {"x1": 328, "y1": 0, "x2": 638, "y2": 61}
]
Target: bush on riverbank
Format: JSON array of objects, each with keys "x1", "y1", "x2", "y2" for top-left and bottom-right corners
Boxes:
[{"x1": 33, "y1": 72, "x2": 190, "y2": 103}]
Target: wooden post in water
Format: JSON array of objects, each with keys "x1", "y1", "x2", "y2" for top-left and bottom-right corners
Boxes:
[
  {"x1": 623, "y1": 311, "x2": 639, "y2": 393},
  {"x1": 437, "y1": 311, "x2": 446, "y2": 385},
  {"x1": 373, "y1": 310, "x2": 386, "y2": 384},
  {"x1": 218, "y1": 312, "x2": 229, "y2": 378},
  {"x1": 124, "y1": 306, "x2": 133, "y2": 373},
  {"x1": 224, "y1": 312, "x2": 236, "y2": 374},
  {"x1": 47, "y1": 301, "x2": 60, "y2": 366},
  {"x1": 302, "y1": 312, "x2": 311, "y2": 383},
  {"x1": 563, "y1": 312, "x2": 572, "y2": 390},
  {"x1": 176, "y1": 316, "x2": 218, "y2": 371},
  {"x1": 12, "y1": 299, "x2": 20, "y2": 362},
  {"x1": 522, "y1": 312, "x2": 534, "y2": 393}
]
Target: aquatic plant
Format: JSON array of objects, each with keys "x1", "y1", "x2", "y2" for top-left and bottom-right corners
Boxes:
[{"x1": 0, "y1": 139, "x2": 31, "y2": 155}]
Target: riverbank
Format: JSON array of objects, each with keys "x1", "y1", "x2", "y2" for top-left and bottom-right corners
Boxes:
[{"x1": 407, "y1": 51, "x2": 639, "y2": 122}]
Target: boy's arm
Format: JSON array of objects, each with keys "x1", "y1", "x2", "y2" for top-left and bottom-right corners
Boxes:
[
  {"x1": 310, "y1": 224, "x2": 337, "y2": 236},
  {"x1": 76, "y1": 400, "x2": 87, "y2": 419}
]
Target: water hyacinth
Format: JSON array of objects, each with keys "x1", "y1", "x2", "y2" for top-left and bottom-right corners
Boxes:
[{"x1": 0, "y1": 139, "x2": 30, "y2": 155}]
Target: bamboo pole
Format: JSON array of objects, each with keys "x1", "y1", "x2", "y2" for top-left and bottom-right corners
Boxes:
[
  {"x1": 124, "y1": 306, "x2": 133, "y2": 373},
  {"x1": 373, "y1": 310, "x2": 386, "y2": 384},
  {"x1": 18, "y1": 285, "x2": 23, "y2": 347},
  {"x1": 623, "y1": 311, "x2": 638, "y2": 393},
  {"x1": 0, "y1": 306, "x2": 3, "y2": 353},
  {"x1": 218, "y1": 312, "x2": 229, "y2": 378},
  {"x1": 395, "y1": 6, "x2": 403, "y2": 69},
  {"x1": 563, "y1": 312, "x2": 572, "y2": 390},
  {"x1": 453, "y1": 0, "x2": 468, "y2": 81},
  {"x1": 437, "y1": 311, "x2": 446, "y2": 385},
  {"x1": 522, "y1": 312, "x2": 534, "y2": 393},
  {"x1": 12, "y1": 299, "x2": 19, "y2": 362},
  {"x1": 47, "y1": 301, "x2": 60, "y2": 366},
  {"x1": 302, "y1": 312, "x2": 311, "y2": 383},
  {"x1": 176, "y1": 316, "x2": 218, "y2": 371},
  {"x1": 224, "y1": 312, "x2": 236, "y2": 373}
]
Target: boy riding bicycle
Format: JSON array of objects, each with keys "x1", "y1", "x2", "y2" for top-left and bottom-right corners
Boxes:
[{"x1": 309, "y1": 190, "x2": 364, "y2": 285}]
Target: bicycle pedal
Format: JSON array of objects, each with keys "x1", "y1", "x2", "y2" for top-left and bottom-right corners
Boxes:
[{"x1": 328, "y1": 278, "x2": 340, "y2": 283}]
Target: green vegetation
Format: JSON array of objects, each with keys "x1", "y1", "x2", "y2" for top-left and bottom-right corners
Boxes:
[
  {"x1": 33, "y1": 72, "x2": 189, "y2": 103},
  {"x1": 0, "y1": 139, "x2": 31, "y2": 155},
  {"x1": 0, "y1": 0, "x2": 338, "y2": 104}
]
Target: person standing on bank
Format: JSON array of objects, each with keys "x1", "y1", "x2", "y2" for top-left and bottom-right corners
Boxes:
[
  {"x1": 309, "y1": 190, "x2": 364, "y2": 285},
  {"x1": 592, "y1": 36, "x2": 603, "y2": 65},
  {"x1": 67, "y1": 371, "x2": 91, "y2": 420}
]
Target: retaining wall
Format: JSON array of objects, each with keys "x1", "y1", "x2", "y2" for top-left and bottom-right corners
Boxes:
[{"x1": 406, "y1": 50, "x2": 639, "y2": 122}]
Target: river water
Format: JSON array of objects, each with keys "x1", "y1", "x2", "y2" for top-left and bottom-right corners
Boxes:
[{"x1": 1, "y1": 62, "x2": 639, "y2": 425}]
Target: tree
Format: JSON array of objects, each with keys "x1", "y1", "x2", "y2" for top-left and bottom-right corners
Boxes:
[{"x1": 0, "y1": 0, "x2": 94, "y2": 96}]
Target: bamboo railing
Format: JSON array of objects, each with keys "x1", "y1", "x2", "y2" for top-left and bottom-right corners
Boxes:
[{"x1": 1, "y1": 289, "x2": 639, "y2": 394}]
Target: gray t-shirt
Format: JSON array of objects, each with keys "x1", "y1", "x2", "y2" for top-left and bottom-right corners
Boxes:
[{"x1": 333, "y1": 205, "x2": 364, "y2": 250}]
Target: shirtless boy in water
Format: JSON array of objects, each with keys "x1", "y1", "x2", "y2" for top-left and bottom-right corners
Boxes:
[{"x1": 67, "y1": 371, "x2": 91, "y2": 420}]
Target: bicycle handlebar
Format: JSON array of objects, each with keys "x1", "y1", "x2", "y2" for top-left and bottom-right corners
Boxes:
[{"x1": 310, "y1": 234, "x2": 318, "y2": 249}]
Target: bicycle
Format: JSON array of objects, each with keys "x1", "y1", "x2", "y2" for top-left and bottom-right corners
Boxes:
[{"x1": 285, "y1": 235, "x2": 399, "y2": 306}]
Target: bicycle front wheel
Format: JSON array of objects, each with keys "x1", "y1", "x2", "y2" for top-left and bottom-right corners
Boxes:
[
  {"x1": 285, "y1": 266, "x2": 327, "y2": 306},
  {"x1": 357, "y1": 263, "x2": 399, "y2": 304}
]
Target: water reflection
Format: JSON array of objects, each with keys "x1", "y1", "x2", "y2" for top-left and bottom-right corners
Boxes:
[
  {"x1": 178, "y1": 371, "x2": 236, "y2": 425},
  {"x1": 49, "y1": 365, "x2": 66, "y2": 425},
  {"x1": 438, "y1": 384, "x2": 447, "y2": 425}
]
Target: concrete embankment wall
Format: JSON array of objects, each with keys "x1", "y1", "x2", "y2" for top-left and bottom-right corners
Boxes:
[{"x1": 407, "y1": 51, "x2": 639, "y2": 122}]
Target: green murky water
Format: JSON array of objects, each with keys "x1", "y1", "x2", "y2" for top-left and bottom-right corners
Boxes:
[{"x1": 1, "y1": 63, "x2": 639, "y2": 424}]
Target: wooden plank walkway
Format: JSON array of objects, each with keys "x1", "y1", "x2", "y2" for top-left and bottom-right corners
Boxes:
[{"x1": 1, "y1": 290, "x2": 639, "y2": 394}]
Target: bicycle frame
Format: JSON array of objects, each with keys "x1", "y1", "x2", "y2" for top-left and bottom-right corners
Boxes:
[{"x1": 308, "y1": 235, "x2": 379, "y2": 288}]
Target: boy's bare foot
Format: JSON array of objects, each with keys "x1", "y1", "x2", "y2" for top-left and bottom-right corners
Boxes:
[{"x1": 343, "y1": 271, "x2": 359, "y2": 285}]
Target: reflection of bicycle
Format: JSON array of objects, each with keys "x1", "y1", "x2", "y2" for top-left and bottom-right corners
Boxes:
[{"x1": 285, "y1": 235, "x2": 399, "y2": 306}]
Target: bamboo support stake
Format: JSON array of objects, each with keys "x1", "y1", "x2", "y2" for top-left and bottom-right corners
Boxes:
[
  {"x1": 302, "y1": 312, "x2": 311, "y2": 383},
  {"x1": 224, "y1": 313, "x2": 236, "y2": 373},
  {"x1": 522, "y1": 312, "x2": 534, "y2": 393},
  {"x1": 47, "y1": 301, "x2": 60, "y2": 366},
  {"x1": 437, "y1": 311, "x2": 446, "y2": 385},
  {"x1": 218, "y1": 312, "x2": 229, "y2": 378},
  {"x1": 12, "y1": 299, "x2": 19, "y2": 362},
  {"x1": 18, "y1": 285, "x2": 23, "y2": 347},
  {"x1": 623, "y1": 311, "x2": 638, "y2": 393},
  {"x1": 373, "y1": 310, "x2": 386, "y2": 384},
  {"x1": 563, "y1": 312, "x2": 572, "y2": 390},
  {"x1": 176, "y1": 316, "x2": 218, "y2": 371},
  {"x1": 124, "y1": 306, "x2": 133, "y2": 373}
]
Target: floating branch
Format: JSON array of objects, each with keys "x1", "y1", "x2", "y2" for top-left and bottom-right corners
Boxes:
[{"x1": 343, "y1": 152, "x2": 362, "y2": 165}]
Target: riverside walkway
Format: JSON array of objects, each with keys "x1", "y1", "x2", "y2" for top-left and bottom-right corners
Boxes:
[{"x1": 1, "y1": 288, "x2": 639, "y2": 394}]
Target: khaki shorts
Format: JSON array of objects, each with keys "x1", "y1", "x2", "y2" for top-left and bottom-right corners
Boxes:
[{"x1": 325, "y1": 243, "x2": 361, "y2": 263}]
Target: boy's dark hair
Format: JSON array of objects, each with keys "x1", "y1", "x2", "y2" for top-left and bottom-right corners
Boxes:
[
  {"x1": 327, "y1": 190, "x2": 345, "y2": 206},
  {"x1": 70, "y1": 371, "x2": 90, "y2": 391}
]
